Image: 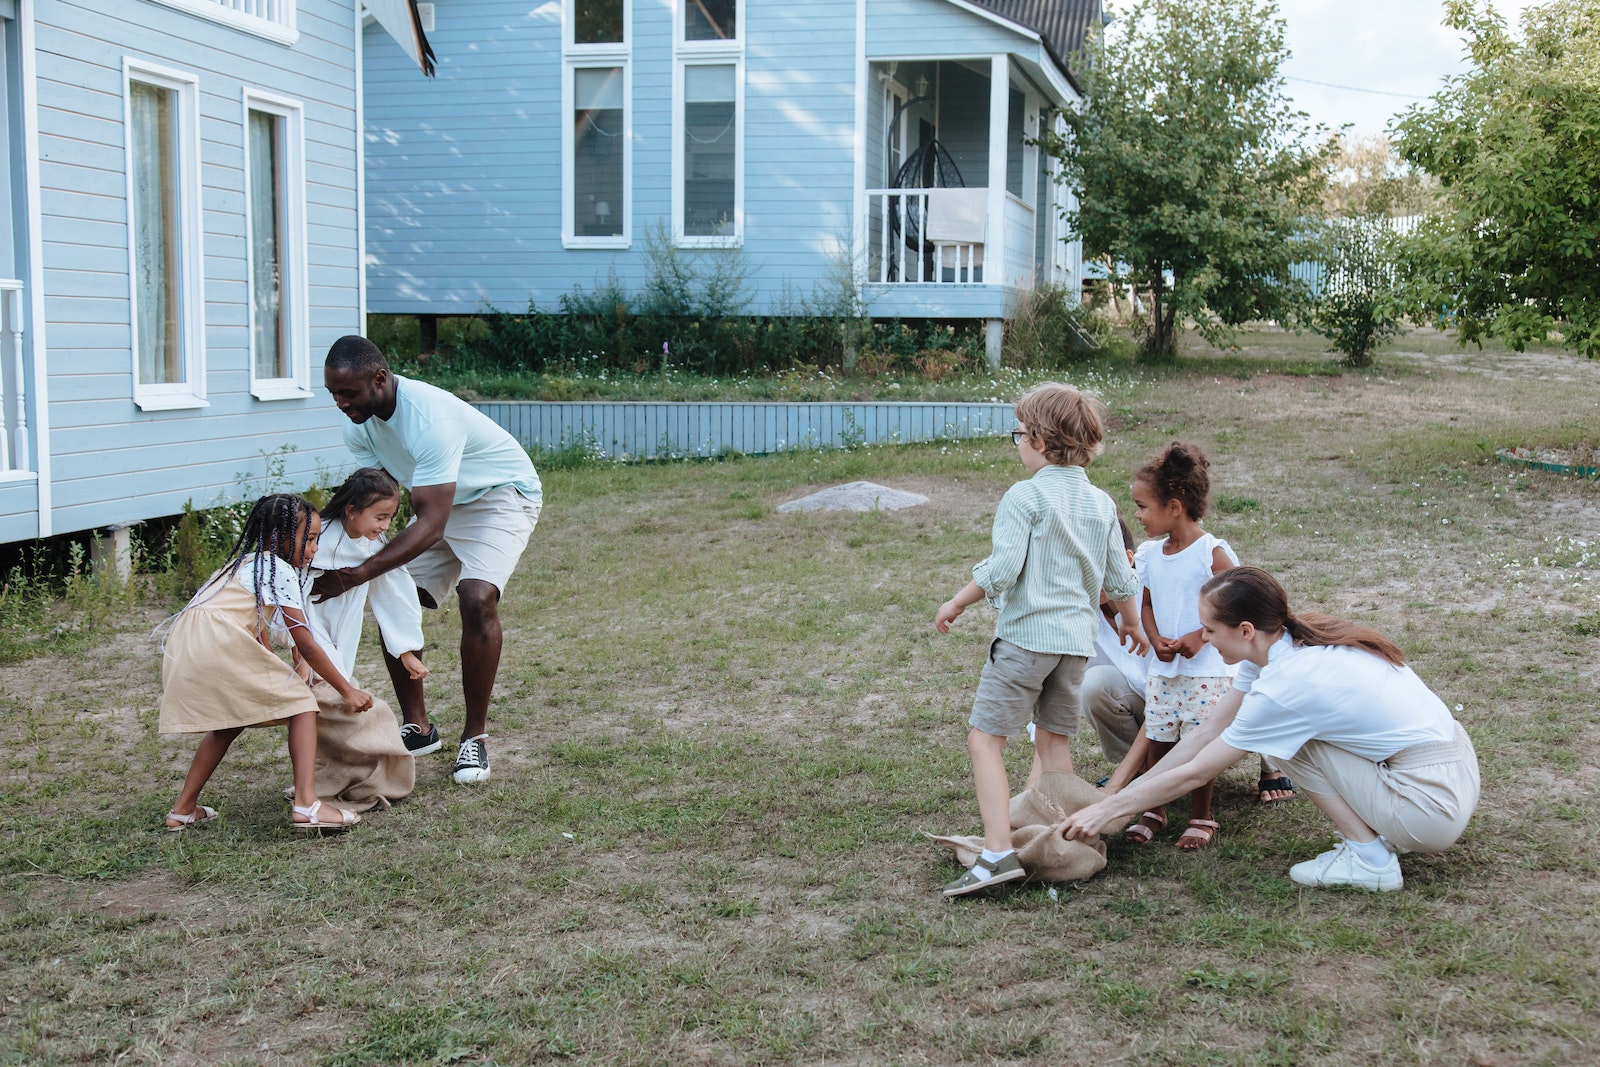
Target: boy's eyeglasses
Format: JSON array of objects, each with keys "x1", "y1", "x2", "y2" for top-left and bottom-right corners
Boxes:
[{"x1": 1011, "y1": 430, "x2": 1027, "y2": 444}]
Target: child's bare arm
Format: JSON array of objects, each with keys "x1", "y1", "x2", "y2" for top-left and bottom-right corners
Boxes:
[
  {"x1": 398, "y1": 651, "x2": 429, "y2": 680},
  {"x1": 1142, "y1": 589, "x2": 1173, "y2": 661},
  {"x1": 1172, "y1": 628, "x2": 1207, "y2": 659},
  {"x1": 1211, "y1": 545, "x2": 1235, "y2": 576},
  {"x1": 280, "y1": 607, "x2": 373, "y2": 712},
  {"x1": 1104, "y1": 731, "x2": 1153, "y2": 793},
  {"x1": 936, "y1": 579, "x2": 987, "y2": 633},
  {"x1": 1107, "y1": 594, "x2": 1149, "y2": 657}
]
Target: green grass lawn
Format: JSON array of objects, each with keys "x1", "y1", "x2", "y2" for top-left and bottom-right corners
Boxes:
[{"x1": 3, "y1": 328, "x2": 1599, "y2": 1065}]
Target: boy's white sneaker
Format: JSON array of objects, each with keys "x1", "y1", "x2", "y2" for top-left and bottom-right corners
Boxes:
[{"x1": 1289, "y1": 842, "x2": 1403, "y2": 892}]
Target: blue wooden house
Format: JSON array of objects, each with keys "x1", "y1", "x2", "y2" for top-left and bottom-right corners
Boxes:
[
  {"x1": 0, "y1": 0, "x2": 430, "y2": 547},
  {"x1": 361, "y1": 0, "x2": 1101, "y2": 363}
]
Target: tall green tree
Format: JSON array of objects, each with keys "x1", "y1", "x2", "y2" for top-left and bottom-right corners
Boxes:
[
  {"x1": 1394, "y1": 0, "x2": 1600, "y2": 358},
  {"x1": 1044, "y1": 0, "x2": 1332, "y2": 359}
]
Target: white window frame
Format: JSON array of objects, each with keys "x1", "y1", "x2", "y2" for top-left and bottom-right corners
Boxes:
[
  {"x1": 674, "y1": 0, "x2": 738, "y2": 50},
  {"x1": 144, "y1": 1, "x2": 299, "y2": 47},
  {"x1": 563, "y1": 1, "x2": 631, "y2": 249},
  {"x1": 673, "y1": 1, "x2": 741, "y2": 247},
  {"x1": 124, "y1": 58, "x2": 206, "y2": 412},
  {"x1": 672, "y1": 58, "x2": 743, "y2": 248},
  {"x1": 242, "y1": 88, "x2": 310, "y2": 401}
]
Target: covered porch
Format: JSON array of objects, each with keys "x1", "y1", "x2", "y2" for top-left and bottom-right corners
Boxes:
[{"x1": 860, "y1": 52, "x2": 1080, "y2": 361}]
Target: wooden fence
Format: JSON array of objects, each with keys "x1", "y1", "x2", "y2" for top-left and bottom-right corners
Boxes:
[{"x1": 472, "y1": 401, "x2": 1014, "y2": 460}]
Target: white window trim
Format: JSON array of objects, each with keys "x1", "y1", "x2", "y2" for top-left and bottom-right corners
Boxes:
[
  {"x1": 242, "y1": 88, "x2": 311, "y2": 401},
  {"x1": 144, "y1": 0, "x2": 299, "y2": 47},
  {"x1": 124, "y1": 58, "x2": 207, "y2": 412},
  {"x1": 562, "y1": 1, "x2": 631, "y2": 249},
  {"x1": 673, "y1": 2, "x2": 742, "y2": 248},
  {"x1": 672, "y1": 57, "x2": 743, "y2": 248},
  {"x1": 674, "y1": 0, "x2": 739, "y2": 52}
]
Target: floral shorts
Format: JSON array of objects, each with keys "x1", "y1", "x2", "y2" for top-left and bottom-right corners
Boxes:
[{"x1": 1143, "y1": 675, "x2": 1233, "y2": 743}]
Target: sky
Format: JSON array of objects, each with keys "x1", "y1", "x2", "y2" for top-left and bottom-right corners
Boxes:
[{"x1": 1106, "y1": 0, "x2": 1540, "y2": 142}]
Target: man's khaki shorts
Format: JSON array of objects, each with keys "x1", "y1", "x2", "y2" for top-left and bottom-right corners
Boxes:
[{"x1": 408, "y1": 485, "x2": 541, "y2": 604}]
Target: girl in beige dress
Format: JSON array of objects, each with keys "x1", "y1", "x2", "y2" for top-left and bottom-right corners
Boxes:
[{"x1": 160, "y1": 494, "x2": 374, "y2": 831}]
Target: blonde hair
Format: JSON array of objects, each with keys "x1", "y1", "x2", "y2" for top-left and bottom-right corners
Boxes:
[{"x1": 1015, "y1": 382, "x2": 1104, "y2": 467}]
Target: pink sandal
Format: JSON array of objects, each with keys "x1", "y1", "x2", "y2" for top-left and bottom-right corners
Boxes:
[
  {"x1": 1123, "y1": 811, "x2": 1167, "y2": 844},
  {"x1": 1175, "y1": 819, "x2": 1220, "y2": 851}
]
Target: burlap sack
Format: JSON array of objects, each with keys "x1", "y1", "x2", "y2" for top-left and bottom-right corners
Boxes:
[
  {"x1": 308, "y1": 680, "x2": 415, "y2": 811},
  {"x1": 926, "y1": 770, "x2": 1108, "y2": 883}
]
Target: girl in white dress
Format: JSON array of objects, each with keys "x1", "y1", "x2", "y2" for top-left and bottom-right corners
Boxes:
[{"x1": 302, "y1": 468, "x2": 428, "y2": 807}]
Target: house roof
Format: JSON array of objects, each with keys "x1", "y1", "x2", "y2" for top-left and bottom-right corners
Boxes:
[{"x1": 968, "y1": 1, "x2": 1101, "y2": 86}]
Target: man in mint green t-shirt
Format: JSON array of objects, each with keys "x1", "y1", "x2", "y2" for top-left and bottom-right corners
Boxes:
[{"x1": 314, "y1": 336, "x2": 542, "y2": 786}]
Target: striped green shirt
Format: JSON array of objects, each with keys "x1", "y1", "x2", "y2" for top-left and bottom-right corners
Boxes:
[{"x1": 971, "y1": 464, "x2": 1138, "y2": 656}]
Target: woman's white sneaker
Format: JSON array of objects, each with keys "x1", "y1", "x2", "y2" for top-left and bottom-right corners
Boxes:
[{"x1": 1289, "y1": 842, "x2": 1403, "y2": 891}]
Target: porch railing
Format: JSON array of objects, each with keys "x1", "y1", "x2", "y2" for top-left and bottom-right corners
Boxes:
[
  {"x1": 867, "y1": 189, "x2": 989, "y2": 285},
  {"x1": 0, "y1": 278, "x2": 27, "y2": 473},
  {"x1": 867, "y1": 189, "x2": 1041, "y2": 288}
]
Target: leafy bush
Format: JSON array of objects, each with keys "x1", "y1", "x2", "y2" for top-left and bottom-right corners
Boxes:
[{"x1": 1307, "y1": 218, "x2": 1406, "y2": 367}]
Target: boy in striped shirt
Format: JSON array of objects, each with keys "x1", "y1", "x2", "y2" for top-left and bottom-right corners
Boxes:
[{"x1": 935, "y1": 383, "x2": 1147, "y2": 897}]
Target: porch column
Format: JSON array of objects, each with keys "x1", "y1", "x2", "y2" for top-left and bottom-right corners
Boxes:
[{"x1": 987, "y1": 54, "x2": 1009, "y2": 290}]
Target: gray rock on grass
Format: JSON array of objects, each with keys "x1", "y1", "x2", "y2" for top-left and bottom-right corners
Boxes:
[{"x1": 777, "y1": 481, "x2": 929, "y2": 514}]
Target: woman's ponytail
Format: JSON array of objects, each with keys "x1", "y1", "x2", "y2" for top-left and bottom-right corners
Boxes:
[{"x1": 1203, "y1": 568, "x2": 1406, "y2": 667}]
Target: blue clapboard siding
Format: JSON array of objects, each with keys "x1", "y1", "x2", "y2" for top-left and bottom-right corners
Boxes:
[
  {"x1": 361, "y1": 0, "x2": 1036, "y2": 320},
  {"x1": 473, "y1": 400, "x2": 1012, "y2": 459},
  {"x1": 0, "y1": 479, "x2": 40, "y2": 545},
  {"x1": 16, "y1": 0, "x2": 370, "y2": 542}
]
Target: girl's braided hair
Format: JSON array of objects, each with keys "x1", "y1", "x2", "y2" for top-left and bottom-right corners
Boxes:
[
  {"x1": 197, "y1": 493, "x2": 317, "y2": 623},
  {"x1": 1201, "y1": 566, "x2": 1406, "y2": 667},
  {"x1": 321, "y1": 467, "x2": 401, "y2": 528},
  {"x1": 1136, "y1": 441, "x2": 1211, "y2": 521}
]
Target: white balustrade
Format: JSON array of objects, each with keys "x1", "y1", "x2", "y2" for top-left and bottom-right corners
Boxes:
[{"x1": 0, "y1": 278, "x2": 25, "y2": 472}]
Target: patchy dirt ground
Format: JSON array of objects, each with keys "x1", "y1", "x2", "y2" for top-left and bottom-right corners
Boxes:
[{"x1": 5, "y1": 338, "x2": 1600, "y2": 1065}]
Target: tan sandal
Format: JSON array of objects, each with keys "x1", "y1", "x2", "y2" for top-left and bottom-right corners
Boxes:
[
  {"x1": 164, "y1": 805, "x2": 219, "y2": 832},
  {"x1": 291, "y1": 800, "x2": 359, "y2": 831}
]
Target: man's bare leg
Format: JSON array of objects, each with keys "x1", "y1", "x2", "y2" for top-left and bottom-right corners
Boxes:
[{"x1": 457, "y1": 579, "x2": 502, "y2": 741}]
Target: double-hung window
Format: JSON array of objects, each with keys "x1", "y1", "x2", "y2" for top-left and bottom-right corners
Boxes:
[
  {"x1": 564, "y1": 1, "x2": 630, "y2": 247},
  {"x1": 673, "y1": 1, "x2": 741, "y2": 246},
  {"x1": 242, "y1": 90, "x2": 309, "y2": 400},
  {"x1": 124, "y1": 59, "x2": 205, "y2": 410}
]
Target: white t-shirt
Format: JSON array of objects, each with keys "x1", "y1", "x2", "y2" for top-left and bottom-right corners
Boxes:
[
  {"x1": 1088, "y1": 614, "x2": 1149, "y2": 693},
  {"x1": 344, "y1": 374, "x2": 542, "y2": 506},
  {"x1": 1221, "y1": 634, "x2": 1457, "y2": 762},
  {"x1": 210, "y1": 552, "x2": 305, "y2": 643},
  {"x1": 232, "y1": 552, "x2": 305, "y2": 610},
  {"x1": 1137, "y1": 532, "x2": 1238, "y2": 678}
]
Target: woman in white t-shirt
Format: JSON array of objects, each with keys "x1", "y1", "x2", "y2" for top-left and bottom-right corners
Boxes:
[{"x1": 1057, "y1": 567, "x2": 1480, "y2": 891}]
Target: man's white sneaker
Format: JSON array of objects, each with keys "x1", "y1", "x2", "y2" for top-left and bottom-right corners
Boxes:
[
  {"x1": 453, "y1": 736, "x2": 491, "y2": 785},
  {"x1": 1289, "y1": 842, "x2": 1402, "y2": 892}
]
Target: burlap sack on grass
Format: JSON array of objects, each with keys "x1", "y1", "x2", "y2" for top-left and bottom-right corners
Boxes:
[
  {"x1": 308, "y1": 680, "x2": 415, "y2": 812},
  {"x1": 926, "y1": 770, "x2": 1108, "y2": 883}
]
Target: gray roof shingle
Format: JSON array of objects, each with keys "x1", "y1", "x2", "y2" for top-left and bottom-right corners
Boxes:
[{"x1": 968, "y1": 0, "x2": 1103, "y2": 87}]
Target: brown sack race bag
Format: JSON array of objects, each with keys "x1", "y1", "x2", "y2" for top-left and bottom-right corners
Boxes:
[{"x1": 926, "y1": 770, "x2": 1108, "y2": 883}]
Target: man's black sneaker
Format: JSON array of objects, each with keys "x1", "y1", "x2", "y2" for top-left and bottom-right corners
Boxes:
[
  {"x1": 400, "y1": 723, "x2": 442, "y2": 756},
  {"x1": 453, "y1": 735, "x2": 490, "y2": 784}
]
